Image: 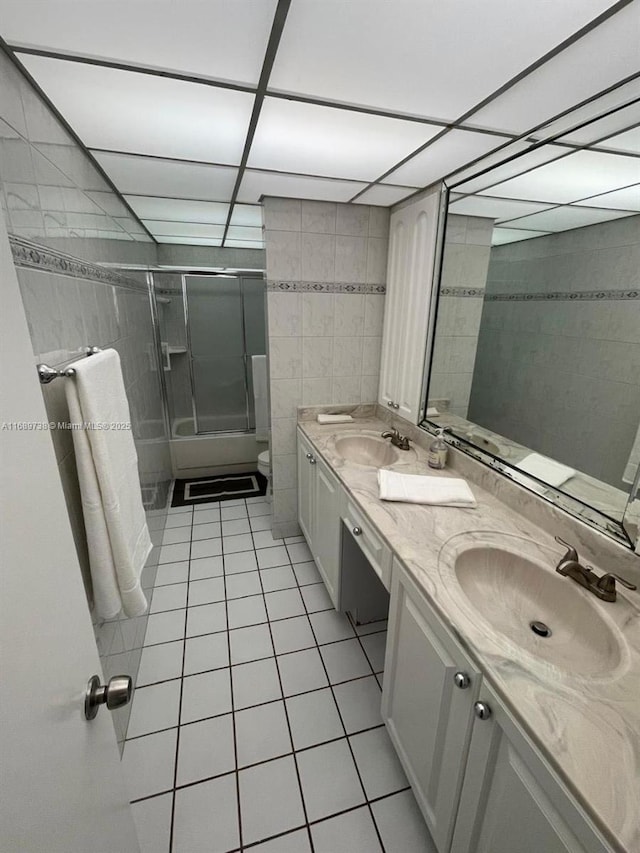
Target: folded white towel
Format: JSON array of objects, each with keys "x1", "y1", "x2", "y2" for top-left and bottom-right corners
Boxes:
[
  {"x1": 317, "y1": 414, "x2": 354, "y2": 424},
  {"x1": 514, "y1": 453, "x2": 575, "y2": 488},
  {"x1": 378, "y1": 470, "x2": 477, "y2": 507},
  {"x1": 65, "y1": 349, "x2": 151, "y2": 619}
]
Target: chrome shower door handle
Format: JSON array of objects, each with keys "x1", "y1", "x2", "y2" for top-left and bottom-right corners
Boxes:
[{"x1": 84, "y1": 675, "x2": 132, "y2": 721}]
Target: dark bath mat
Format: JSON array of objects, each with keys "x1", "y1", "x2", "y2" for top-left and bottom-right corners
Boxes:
[{"x1": 171, "y1": 471, "x2": 268, "y2": 507}]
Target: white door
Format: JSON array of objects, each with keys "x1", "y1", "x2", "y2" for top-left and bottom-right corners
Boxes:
[{"x1": 0, "y1": 216, "x2": 140, "y2": 852}]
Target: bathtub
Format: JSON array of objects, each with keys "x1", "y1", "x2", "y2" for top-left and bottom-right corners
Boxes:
[{"x1": 170, "y1": 418, "x2": 266, "y2": 478}]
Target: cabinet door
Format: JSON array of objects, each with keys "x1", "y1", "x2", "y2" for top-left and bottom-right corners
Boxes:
[
  {"x1": 452, "y1": 684, "x2": 612, "y2": 853},
  {"x1": 379, "y1": 188, "x2": 442, "y2": 423},
  {"x1": 297, "y1": 431, "x2": 314, "y2": 548},
  {"x1": 382, "y1": 561, "x2": 480, "y2": 853},
  {"x1": 313, "y1": 455, "x2": 343, "y2": 609}
]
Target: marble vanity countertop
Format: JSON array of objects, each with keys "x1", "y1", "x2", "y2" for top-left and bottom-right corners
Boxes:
[{"x1": 298, "y1": 414, "x2": 640, "y2": 853}]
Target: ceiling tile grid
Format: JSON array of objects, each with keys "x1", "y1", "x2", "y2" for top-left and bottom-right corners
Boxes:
[{"x1": 1, "y1": 0, "x2": 638, "y2": 248}]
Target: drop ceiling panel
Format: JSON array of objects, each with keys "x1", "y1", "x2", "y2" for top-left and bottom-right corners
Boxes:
[
  {"x1": 556, "y1": 101, "x2": 640, "y2": 149},
  {"x1": 18, "y1": 55, "x2": 254, "y2": 163},
  {"x1": 471, "y1": 4, "x2": 639, "y2": 134},
  {"x1": 451, "y1": 145, "x2": 567, "y2": 194},
  {"x1": 227, "y1": 225, "x2": 262, "y2": 241},
  {"x1": 154, "y1": 235, "x2": 222, "y2": 246},
  {"x1": 500, "y1": 206, "x2": 635, "y2": 232},
  {"x1": 269, "y1": 0, "x2": 614, "y2": 121},
  {"x1": 354, "y1": 184, "x2": 416, "y2": 206},
  {"x1": 238, "y1": 169, "x2": 367, "y2": 204},
  {"x1": 125, "y1": 197, "x2": 231, "y2": 224},
  {"x1": 94, "y1": 152, "x2": 237, "y2": 200},
  {"x1": 492, "y1": 228, "x2": 551, "y2": 245},
  {"x1": 2, "y1": 0, "x2": 277, "y2": 85},
  {"x1": 142, "y1": 221, "x2": 226, "y2": 239},
  {"x1": 449, "y1": 196, "x2": 553, "y2": 221},
  {"x1": 248, "y1": 98, "x2": 440, "y2": 182},
  {"x1": 383, "y1": 129, "x2": 512, "y2": 188},
  {"x1": 574, "y1": 184, "x2": 640, "y2": 211},
  {"x1": 224, "y1": 239, "x2": 265, "y2": 249},
  {"x1": 594, "y1": 126, "x2": 640, "y2": 155},
  {"x1": 230, "y1": 204, "x2": 263, "y2": 227},
  {"x1": 485, "y1": 150, "x2": 640, "y2": 204}
]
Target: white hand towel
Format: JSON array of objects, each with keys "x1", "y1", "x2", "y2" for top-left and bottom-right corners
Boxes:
[
  {"x1": 378, "y1": 470, "x2": 476, "y2": 507},
  {"x1": 251, "y1": 355, "x2": 269, "y2": 441},
  {"x1": 317, "y1": 414, "x2": 354, "y2": 424},
  {"x1": 514, "y1": 453, "x2": 575, "y2": 488},
  {"x1": 65, "y1": 349, "x2": 151, "y2": 619}
]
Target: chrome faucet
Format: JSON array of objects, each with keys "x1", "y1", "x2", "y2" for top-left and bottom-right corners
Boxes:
[
  {"x1": 381, "y1": 427, "x2": 411, "y2": 451},
  {"x1": 554, "y1": 537, "x2": 636, "y2": 602}
]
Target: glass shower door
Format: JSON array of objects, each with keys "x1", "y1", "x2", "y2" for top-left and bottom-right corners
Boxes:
[{"x1": 185, "y1": 275, "x2": 248, "y2": 433}]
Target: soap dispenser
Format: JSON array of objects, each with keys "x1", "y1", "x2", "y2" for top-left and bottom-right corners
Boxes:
[{"x1": 428, "y1": 429, "x2": 448, "y2": 470}]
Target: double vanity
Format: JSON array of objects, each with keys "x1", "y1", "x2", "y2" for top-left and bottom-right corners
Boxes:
[{"x1": 297, "y1": 409, "x2": 639, "y2": 853}]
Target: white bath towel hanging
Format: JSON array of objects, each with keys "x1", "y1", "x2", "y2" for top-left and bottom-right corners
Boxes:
[{"x1": 65, "y1": 349, "x2": 151, "y2": 619}]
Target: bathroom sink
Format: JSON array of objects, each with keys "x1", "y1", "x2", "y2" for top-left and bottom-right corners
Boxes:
[
  {"x1": 465, "y1": 431, "x2": 502, "y2": 456},
  {"x1": 453, "y1": 546, "x2": 624, "y2": 677},
  {"x1": 334, "y1": 434, "x2": 401, "y2": 467}
]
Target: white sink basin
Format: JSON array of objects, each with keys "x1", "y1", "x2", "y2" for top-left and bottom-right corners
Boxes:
[
  {"x1": 334, "y1": 434, "x2": 401, "y2": 467},
  {"x1": 453, "y1": 546, "x2": 624, "y2": 678},
  {"x1": 465, "y1": 431, "x2": 502, "y2": 456}
]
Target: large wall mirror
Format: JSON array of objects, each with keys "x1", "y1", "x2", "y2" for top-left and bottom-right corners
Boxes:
[{"x1": 423, "y1": 86, "x2": 639, "y2": 549}]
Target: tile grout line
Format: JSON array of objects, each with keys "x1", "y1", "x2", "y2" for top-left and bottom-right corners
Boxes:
[
  {"x1": 284, "y1": 539, "x2": 389, "y2": 853},
  {"x1": 220, "y1": 501, "x2": 245, "y2": 853},
  {"x1": 254, "y1": 544, "x2": 317, "y2": 853},
  {"x1": 166, "y1": 508, "x2": 193, "y2": 853}
]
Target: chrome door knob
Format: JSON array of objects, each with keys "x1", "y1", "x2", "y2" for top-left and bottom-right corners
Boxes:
[
  {"x1": 454, "y1": 671, "x2": 470, "y2": 689},
  {"x1": 352, "y1": 526, "x2": 362, "y2": 536},
  {"x1": 474, "y1": 701, "x2": 492, "y2": 721},
  {"x1": 85, "y1": 674, "x2": 133, "y2": 721}
]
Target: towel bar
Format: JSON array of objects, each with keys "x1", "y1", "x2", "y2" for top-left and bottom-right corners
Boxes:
[{"x1": 37, "y1": 347, "x2": 102, "y2": 384}]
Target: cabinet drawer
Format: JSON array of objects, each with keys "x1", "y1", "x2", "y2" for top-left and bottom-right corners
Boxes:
[{"x1": 343, "y1": 500, "x2": 392, "y2": 590}]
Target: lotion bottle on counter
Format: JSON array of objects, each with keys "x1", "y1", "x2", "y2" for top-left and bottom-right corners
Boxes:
[{"x1": 428, "y1": 429, "x2": 448, "y2": 469}]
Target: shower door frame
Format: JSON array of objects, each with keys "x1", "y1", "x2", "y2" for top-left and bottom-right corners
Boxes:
[{"x1": 182, "y1": 272, "x2": 264, "y2": 437}]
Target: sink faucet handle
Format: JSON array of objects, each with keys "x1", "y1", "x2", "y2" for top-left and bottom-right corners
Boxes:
[
  {"x1": 555, "y1": 536, "x2": 579, "y2": 564},
  {"x1": 594, "y1": 571, "x2": 637, "y2": 593}
]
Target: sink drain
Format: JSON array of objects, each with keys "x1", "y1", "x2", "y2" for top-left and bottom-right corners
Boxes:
[{"x1": 530, "y1": 620, "x2": 552, "y2": 638}]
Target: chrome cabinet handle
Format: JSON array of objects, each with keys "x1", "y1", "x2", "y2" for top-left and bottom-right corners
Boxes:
[
  {"x1": 454, "y1": 671, "x2": 470, "y2": 689},
  {"x1": 85, "y1": 675, "x2": 132, "y2": 721},
  {"x1": 309, "y1": 456, "x2": 316, "y2": 464},
  {"x1": 306, "y1": 452, "x2": 313, "y2": 459},
  {"x1": 352, "y1": 526, "x2": 362, "y2": 536},
  {"x1": 392, "y1": 402, "x2": 400, "y2": 409},
  {"x1": 474, "y1": 701, "x2": 491, "y2": 721},
  {"x1": 387, "y1": 401, "x2": 394, "y2": 407}
]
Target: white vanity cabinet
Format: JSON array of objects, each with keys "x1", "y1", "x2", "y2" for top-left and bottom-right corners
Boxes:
[
  {"x1": 384, "y1": 559, "x2": 614, "y2": 853},
  {"x1": 382, "y1": 559, "x2": 481, "y2": 852},
  {"x1": 297, "y1": 429, "x2": 344, "y2": 608},
  {"x1": 379, "y1": 187, "x2": 442, "y2": 423},
  {"x1": 452, "y1": 682, "x2": 613, "y2": 853}
]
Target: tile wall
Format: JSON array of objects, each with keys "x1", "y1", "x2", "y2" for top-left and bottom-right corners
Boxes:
[
  {"x1": 0, "y1": 50, "x2": 172, "y2": 748},
  {"x1": 470, "y1": 215, "x2": 640, "y2": 488},
  {"x1": 428, "y1": 214, "x2": 493, "y2": 417},
  {"x1": 263, "y1": 198, "x2": 390, "y2": 538}
]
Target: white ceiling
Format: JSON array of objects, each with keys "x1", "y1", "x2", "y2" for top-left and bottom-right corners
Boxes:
[{"x1": 1, "y1": 0, "x2": 638, "y2": 248}]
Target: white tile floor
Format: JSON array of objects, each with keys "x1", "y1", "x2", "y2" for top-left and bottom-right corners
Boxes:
[{"x1": 125, "y1": 497, "x2": 436, "y2": 853}]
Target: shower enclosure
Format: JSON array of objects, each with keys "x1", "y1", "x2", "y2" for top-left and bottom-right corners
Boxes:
[{"x1": 152, "y1": 272, "x2": 267, "y2": 476}]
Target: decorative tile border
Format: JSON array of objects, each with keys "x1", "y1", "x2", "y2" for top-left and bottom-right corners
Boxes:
[
  {"x1": 439, "y1": 286, "x2": 486, "y2": 298},
  {"x1": 9, "y1": 235, "x2": 147, "y2": 291},
  {"x1": 267, "y1": 279, "x2": 386, "y2": 294},
  {"x1": 485, "y1": 288, "x2": 638, "y2": 302}
]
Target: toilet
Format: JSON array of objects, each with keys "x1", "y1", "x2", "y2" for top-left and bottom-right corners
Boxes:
[{"x1": 257, "y1": 449, "x2": 271, "y2": 500}]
